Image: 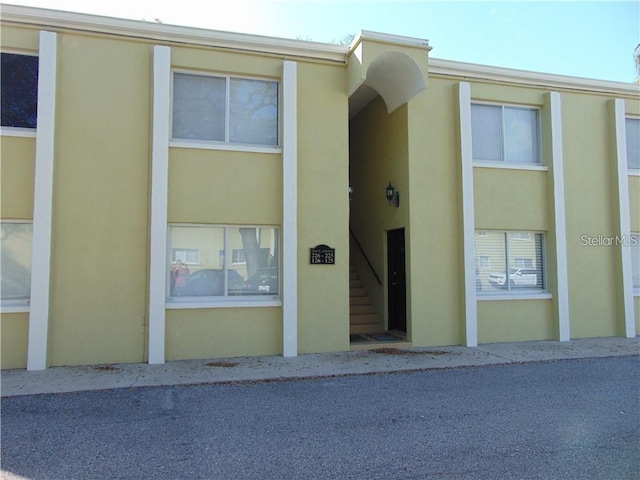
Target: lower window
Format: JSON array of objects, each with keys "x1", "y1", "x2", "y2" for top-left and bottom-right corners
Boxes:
[
  {"x1": 632, "y1": 233, "x2": 640, "y2": 293},
  {"x1": 475, "y1": 231, "x2": 545, "y2": 294},
  {"x1": 1, "y1": 221, "x2": 33, "y2": 305},
  {"x1": 168, "y1": 225, "x2": 279, "y2": 300}
]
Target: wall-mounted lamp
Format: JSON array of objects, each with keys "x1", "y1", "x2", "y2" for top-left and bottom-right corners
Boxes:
[{"x1": 385, "y1": 182, "x2": 400, "y2": 207}]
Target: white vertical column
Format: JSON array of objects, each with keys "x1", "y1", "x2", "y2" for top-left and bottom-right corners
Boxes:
[
  {"x1": 613, "y1": 98, "x2": 635, "y2": 338},
  {"x1": 282, "y1": 60, "x2": 298, "y2": 357},
  {"x1": 148, "y1": 46, "x2": 171, "y2": 364},
  {"x1": 27, "y1": 31, "x2": 57, "y2": 371},
  {"x1": 548, "y1": 92, "x2": 571, "y2": 341},
  {"x1": 458, "y1": 82, "x2": 477, "y2": 347}
]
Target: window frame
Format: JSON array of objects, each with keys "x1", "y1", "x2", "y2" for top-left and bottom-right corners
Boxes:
[
  {"x1": 1, "y1": 219, "x2": 33, "y2": 312},
  {"x1": 169, "y1": 69, "x2": 281, "y2": 153},
  {"x1": 475, "y1": 229, "x2": 550, "y2": 300},
  {"x1": 166, "y1": 223, "x2": 281, "y2": 309},
  {"x1": 470, "y1": 101, "x2": 543, "y2": 168},
  {"x1": 625, "y1": 116, "x2": 640, "y2": 174},
  {"x1": 0, "y1": 51, "x2": 39, "y2": 138}
]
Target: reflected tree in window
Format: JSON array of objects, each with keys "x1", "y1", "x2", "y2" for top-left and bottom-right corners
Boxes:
[{"x1": 1, "y1": 53, "x2": 38, "y2": 128}]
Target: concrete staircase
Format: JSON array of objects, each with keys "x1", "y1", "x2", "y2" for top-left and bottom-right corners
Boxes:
[{"x1": 349, "y1": 265, "x2": 383, "y2": 334}]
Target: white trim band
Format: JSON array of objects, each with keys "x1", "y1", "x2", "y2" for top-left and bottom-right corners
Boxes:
[
  {"x1": 148, "y1": 46, "x2": 171, "y2": 364},
  {"x1": 282, "y1": 60, "x2": 298, "y2": 357},
  {"x1": 548, "y1": 92, "x2": 571, "y2": 341},
  {"x1": 458, "y1": 82, "x2": 478, "y2": 347},
  {"x1": 27, "y1": 31, "x2": 57, "y2": 371},
  {"x1": 613, "y1": 98, "x2": 636, "y2": 338}
]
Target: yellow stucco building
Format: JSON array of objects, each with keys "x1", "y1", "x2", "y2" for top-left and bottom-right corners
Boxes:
[{"x1": 1, "y1": 5, "x2": 638, "y2": 370}]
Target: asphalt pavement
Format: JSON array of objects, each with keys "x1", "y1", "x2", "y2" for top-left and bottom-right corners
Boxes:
[{"x1": 1, "y1": 355, "x2": 638, "y2": 479}]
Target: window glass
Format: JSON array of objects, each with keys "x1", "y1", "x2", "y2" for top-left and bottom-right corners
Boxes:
[
  {"x1": 172, "y1": 73, "x2": 226, "y2": 141},
  {"x1": 631, "y1": 233, "x2": 640, "y2": 290},
  {"x1": 168, "y1": 225, "x2": 278, "y2": 299},
  {"x1": 229, "y1": 78, "x2": 278, "y2": 146},
  {"x1": 626, "y1": 118, "x2": 640, "y2": 170},
  {"x1": 1, "y1": 222, "x2": 33, "y2": 301},
  {"x1": 1, "y1": 53, "x2": 39, "y2": 129},
  {"x1": 471, "y1": 104, "x2": 502, "y2": 162},
  {"x1": 475, "y1": 230, "x2": 545, "y2": 294},
  {"x1": 504, "y1": 107, "x2": 539, "y2": 164},
  {"x1": 172, "y1": 72, "x2": 279, "y2": 147},
  {"x1": 471, "y1": 104, "x2": 540, "y2": 165}
]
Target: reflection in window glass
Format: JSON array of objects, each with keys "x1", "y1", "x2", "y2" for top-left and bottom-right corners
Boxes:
[
  {"x1": 172, "y1": 72, "x2": 279, "y2": 147},
  {"x1": 168, "y1": 225, "x2": 278, "y2": 299},
  {"x1": 172, "y1": 73, "x2": 226, "y2": 141},
  {"x1": 1, "y1": 222, "x2": 33, "y2": 301},
  {"x1": 229, "y1": 78, "x2": 278, "y2": 146},
  {"x1": 475, "y1": 230, "x2": 545, "y2": 294},
  {"x1": 1, "y1": 53, "x2": 39, "y2": 129}
]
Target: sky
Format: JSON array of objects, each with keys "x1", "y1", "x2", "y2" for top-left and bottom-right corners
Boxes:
[{"x1": 3, "y1": 0, "x2": 640, "y2": 82}]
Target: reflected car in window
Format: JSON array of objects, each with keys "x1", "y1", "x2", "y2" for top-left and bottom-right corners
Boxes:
[
  {"x1": 488, "y1": 268, "x2": 537, "y2": 288},
  {"x1": 237, "y1": 267, "x2": 278, "y2": 295},
  {"x1": 182, "y1": 269, "x2": 244, "y2": 296}
]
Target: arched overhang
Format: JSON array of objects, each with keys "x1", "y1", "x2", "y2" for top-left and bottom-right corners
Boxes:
[
  {"x1": 365, "y1": 50, "x2": 426, "y2": 113},
  {"x1": 349, "y1": 48, "x2": 427, "y2": 118}
]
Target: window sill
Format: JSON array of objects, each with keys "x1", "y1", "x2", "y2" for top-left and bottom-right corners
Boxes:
[
  {"x1": 170, "y1": 139, "x2": 281, "y2": 155},
  {"x1": 1, "y1": 302, "x2": 30, "y2": 313},
  {"x1": 166, "y1": 297, "x2": 282, "y2": 309},
  {"x1": 0, "y1": 127, "x2": 36, "y2": 138},
  {"x1": 473, "y1": 161, "x2": 548, "y2": 172},
  {"x1": 477, "y1": 292, "x2": 552, "y2": 301}
]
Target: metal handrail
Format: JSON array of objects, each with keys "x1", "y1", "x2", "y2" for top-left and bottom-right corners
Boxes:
[{"x1": 349, "y1": 228, "x2": 382, "y2": 285}]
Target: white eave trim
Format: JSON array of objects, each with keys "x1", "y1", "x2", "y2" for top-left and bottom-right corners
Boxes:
[
  {"x1": 1, "y1": 4, "x2": 348, "y2": 63},
  {"x1": 430, "y1": 58, "x2": 640, "y2": 96},
  {"x1": 349, "y1": 30, "x2": 431, "y2": 53}
]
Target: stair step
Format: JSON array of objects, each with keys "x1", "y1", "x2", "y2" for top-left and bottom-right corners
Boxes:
[
  {"x1": 350, "y1": 304, "x2": 375, "y2": 315},
  {"x1": 350, "y1": 287, "x2": 366, "y2": 297},
  {"x1": 350, "y1": 313, "x2": 380, "y2": 325},
  {"x1": 349, "y1": 279, "x2": 362, "y2": 289},
  {"x1": 349, "y1": 272, "x2": 358, "y2": 281},
  {"x1": 350, "y1": 296, "x2": 371, "y2": 306},
  {"x1": 350, "y1": 323, "x2": 385, "y2": 334}
]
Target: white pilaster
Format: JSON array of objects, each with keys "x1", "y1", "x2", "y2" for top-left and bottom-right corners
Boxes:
[
  {"x1": 148, "y1": 46, "x2": 171, "y2": 364},
  {"x1": 458, "y1": 82, "x2": 478, "y2": 347},
  {"x1": 547, "y1": 92, "x2": 571, "y2": 341},
  {"x1": 282, "y1": 60, "x2": 298, "y2": 357},
  {"x1": 613, "y1": 98, "x2": 635, "y2": 338},
  {"x1": 27, "y1": 31, "x2": 57, "y2": 371}
]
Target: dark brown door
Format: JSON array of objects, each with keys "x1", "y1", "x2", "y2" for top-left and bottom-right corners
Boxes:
[{"x1": 387, "y1": 228, "x2": 406, "y2": 332}]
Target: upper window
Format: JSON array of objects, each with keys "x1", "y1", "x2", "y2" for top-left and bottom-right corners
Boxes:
[
  {"x1": 471, "y1": 104, "x2": 541, "y2": 165},
  {"x1": 168, "y1": 225, "x2": 279, "y2": 301},
  {"x1": 626, "y1": 117, "x2": 639, "y2": 170},
  {"x1": 171, "y1": 72, "x2": 279, "y2": 147},
  {"x1": 631, "y1": 233, "x2": 639, "y2": 293},
  {"x1": 475, "y1": 230, "x2": 545, "y2": 295},
  {"x1": 1, "y1": 53, "x2": 38, "y2": 129},
  {"x1": 1, "y1": 222, "x2": 33, "y2": 304}
]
